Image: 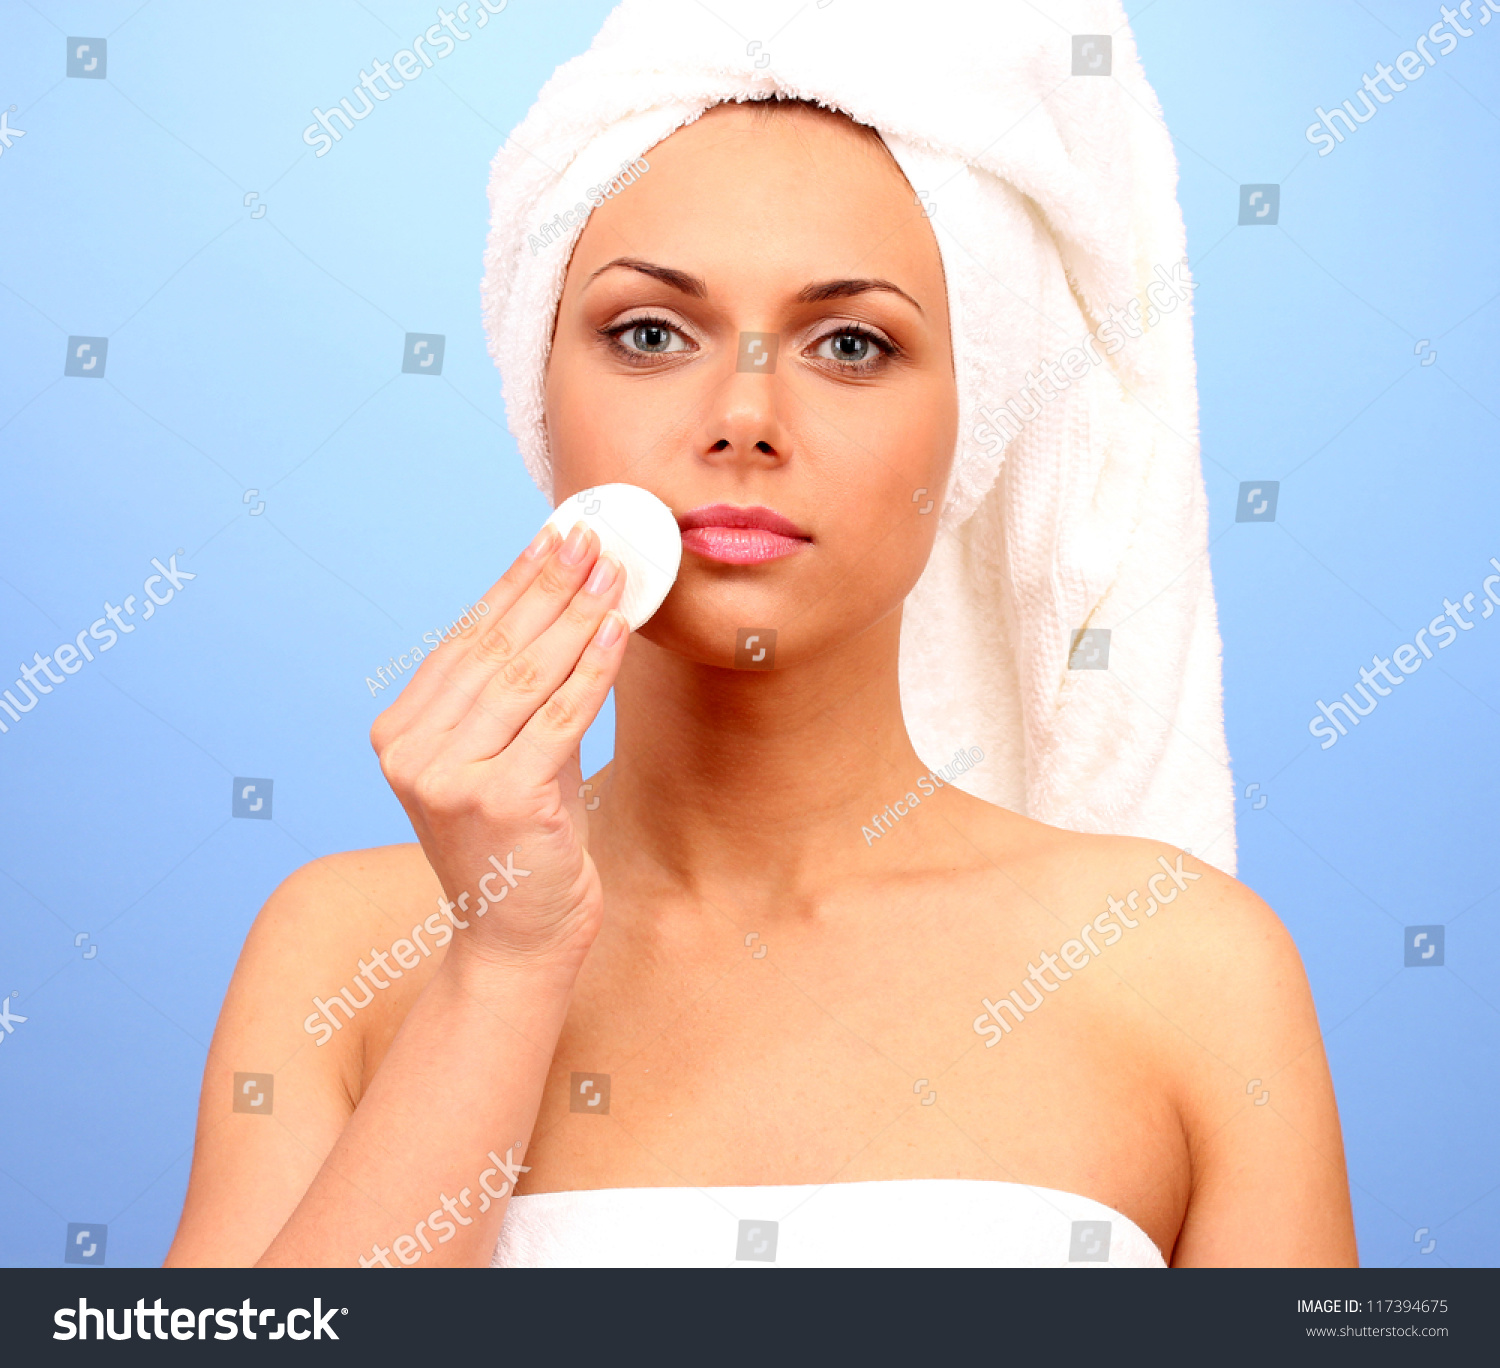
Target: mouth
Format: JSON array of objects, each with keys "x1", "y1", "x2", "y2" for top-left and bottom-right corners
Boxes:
[{"x1": 675, "y1": 503, "x2": 812, "y2": 565}]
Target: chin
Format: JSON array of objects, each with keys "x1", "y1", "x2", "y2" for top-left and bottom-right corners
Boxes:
[{"x1": 633, "y1": 598, "x2": 787, "y2": 669}]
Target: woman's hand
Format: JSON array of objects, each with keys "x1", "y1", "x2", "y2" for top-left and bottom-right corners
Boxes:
[
  {"x1": 370, "y1": 520, "x2": 628, "y2": 972},
  {"x1": 171, "y1": 518, "x2": 627, "y2": 1268}
]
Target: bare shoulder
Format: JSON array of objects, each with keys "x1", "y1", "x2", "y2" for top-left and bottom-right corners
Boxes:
[
  {"x1": 968, "y1": 811, "x2": 1353, "y2": 1264},
  {"x1": 1070, "y1": 831, "x2": 1302, "y2": 974},
  {"x1": 1069, "y1": 832, "x2": 1353, "y2": 1263},
  {"x1": 166, "y1": 842, "x2": 443, "y2": 1265},
  {"x1": 965, "y1": 802, "x2": 1310, "y2": 1026},
  {"x1": 1057, "y1": 830, "x2": 1317, "y2": 1059},
  {"x1": 246, "y1": 840, "x2": 441, "y2": 978},
  {"x1": 245, "y1": 842, "x2": 449, "y2": 1061},
  {"x1": 997, "y1": 813, "x2": 1320, "y2": 1067}
]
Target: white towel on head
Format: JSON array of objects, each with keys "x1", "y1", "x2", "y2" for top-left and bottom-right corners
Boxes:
[{"x1": 481, "y1": 0, "x2": 1237, "y2": 874}]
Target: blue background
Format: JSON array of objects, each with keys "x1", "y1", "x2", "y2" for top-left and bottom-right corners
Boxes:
[{"x1": 1, "y1": 0, "x2": 1495, "y2": 1268}]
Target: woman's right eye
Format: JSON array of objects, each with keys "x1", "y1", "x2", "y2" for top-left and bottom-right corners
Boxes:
[{"x1": 608, "y1": 318, "x2": 694, "y2": 357}]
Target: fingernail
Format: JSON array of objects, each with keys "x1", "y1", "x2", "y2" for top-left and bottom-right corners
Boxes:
[
  {"x1": 559, "y1": 521, "x2": 591, "y2": 566},
  {"x1": 594, "y1": 610, "x2": 625, "y2": 648},
  {"x1": 524, "y1": 525, "x2": 559, "y2": 559},
  {"x1": 585, "y1": 554, "x2": 619, "y2": 595}
]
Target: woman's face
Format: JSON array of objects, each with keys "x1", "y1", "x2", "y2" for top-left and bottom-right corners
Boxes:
[{"x1": 544, "y1": 101, "x2": 956, "y2": 667}]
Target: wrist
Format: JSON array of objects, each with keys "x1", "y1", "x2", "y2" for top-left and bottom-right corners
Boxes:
[{"x1": 437, "y1": 935, "x2": 589, "y2": 1005}]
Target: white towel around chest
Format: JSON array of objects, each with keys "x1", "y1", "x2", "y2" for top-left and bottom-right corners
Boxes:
[{"x1": 491, "y1": 1178, "x2": 1166, "y2": 1268}]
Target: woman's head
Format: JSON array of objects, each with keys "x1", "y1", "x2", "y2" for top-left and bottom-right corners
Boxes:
[
  {"x1": 487, "y1": 2, "x2": 1234, "y2": 867},
  {"x1": 542, "y1": 98, "x2": 956, "y2": 667}
]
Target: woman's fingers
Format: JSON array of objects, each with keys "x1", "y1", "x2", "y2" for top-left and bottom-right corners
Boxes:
[
  {"x1": 505, "y1": 608, "x2": 630, "y2": 783},
  {"x1": 447, "y1": 546, "x2": 627, "y2": 761},
  {"x1": 382, "y1": 520, "x2": 606, "y2": 743},
  {"x1": 375, "y1": 523, "x2": 564, "y2": 733},
  {"x1": 420, "y1": 524, "x2": 606, "y2": 736}
]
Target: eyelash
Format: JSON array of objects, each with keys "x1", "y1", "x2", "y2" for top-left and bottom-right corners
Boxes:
[
  {"x1": 810, "y1": 323, "x2": 900, "y2": 372},
  {"x1": 600, "y1": 315, "x2": 692, "y2": 367},
  {"x1": 599, "y1": 315, "x2": 901, "y2": 372}
]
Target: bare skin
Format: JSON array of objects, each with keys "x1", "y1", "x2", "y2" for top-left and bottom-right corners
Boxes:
[{"x1": 166, "y1": 102, "x2": 1357, "y2": 1268}]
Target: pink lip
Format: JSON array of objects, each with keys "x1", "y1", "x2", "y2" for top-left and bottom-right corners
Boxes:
[{"x1": 676, "y1": 504, "x2": 811, "y2": 565}]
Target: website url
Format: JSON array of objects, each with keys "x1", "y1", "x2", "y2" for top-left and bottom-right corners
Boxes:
[{"x1": 1306, "y1": 1325, "x2": 1448, "y2": 1338}]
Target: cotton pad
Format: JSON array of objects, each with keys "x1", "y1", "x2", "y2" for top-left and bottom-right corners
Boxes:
[{"x1": 543, "y1": 483, "x2": 682, "y2": 630}]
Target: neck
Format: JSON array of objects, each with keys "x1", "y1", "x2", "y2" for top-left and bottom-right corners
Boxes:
[{"x1": 592, "y1": 608, "x2": 950, "y2": 910}]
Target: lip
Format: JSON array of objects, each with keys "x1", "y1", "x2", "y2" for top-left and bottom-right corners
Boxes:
[{"x1": 675, "y1": 504, "x2": 812, "y2": 565}]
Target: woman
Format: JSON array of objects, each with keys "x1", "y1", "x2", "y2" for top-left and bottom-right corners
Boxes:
[{"x1": 166, "y1": 1, "x2": 1356, "y2": 1267}]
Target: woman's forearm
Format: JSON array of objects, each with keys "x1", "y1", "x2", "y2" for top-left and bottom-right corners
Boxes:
[
  {"x1": 249, "y1": 523, "x2": 627, "y2": 1268},
  {"x1": 256, "y1": 951, "x2": 580, "y2": 1267}
]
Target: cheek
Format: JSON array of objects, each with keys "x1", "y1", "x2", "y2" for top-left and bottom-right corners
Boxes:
[
  {"x1": 818, "y1": 383, "x2": 954, "y2": 606},
  {"x1": 543, "y1": 361, "x2": 607, "y2": 494},
  {"x1": 543, "y1": 352, "x2": 690, "y2": 496},
  {"x1": 821, "y1": 376, "x2": 956, "y2": 514},
  {"x1": 804, "y1": 453, "x2": 945, "y2": 619},
  {"x1": 833, "y1": 495, "x2": 942, "y2": 615}
]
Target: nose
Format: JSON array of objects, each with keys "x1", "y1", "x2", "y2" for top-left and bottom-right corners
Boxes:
[{"x1": 692, "y1": 365, "x2": 788, "y2": 473}]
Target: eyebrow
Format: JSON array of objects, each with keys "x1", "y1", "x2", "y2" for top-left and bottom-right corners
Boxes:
[
  {"x1": 586, "y1": 257, "x2": 706, "y2": 297},
  {"x1": 796, "y1": 277, "x2": 923, "y2": 314},
  {"x1": 585, "y1": 258, "x2": 923, "y2": 314}
]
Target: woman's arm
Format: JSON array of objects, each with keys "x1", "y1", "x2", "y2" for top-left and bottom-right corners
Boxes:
[
  {"x1": 163, "y1": 856, "x2": 582, "y2": 1268},
  {"x1": 167, "y1": 521, "x2": 630, "y2": 1266},
  {"x1": 260, "y1": 942, "x2": 582, "y2": 1267},
  {"x1": 1166, "y1": 863, "x2": 1358, "y2": 1266}
]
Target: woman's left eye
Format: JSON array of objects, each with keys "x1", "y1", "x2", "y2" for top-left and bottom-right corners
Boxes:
[{"x1": 810, "y1": 328, "x2": 889, "y2": 368}]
